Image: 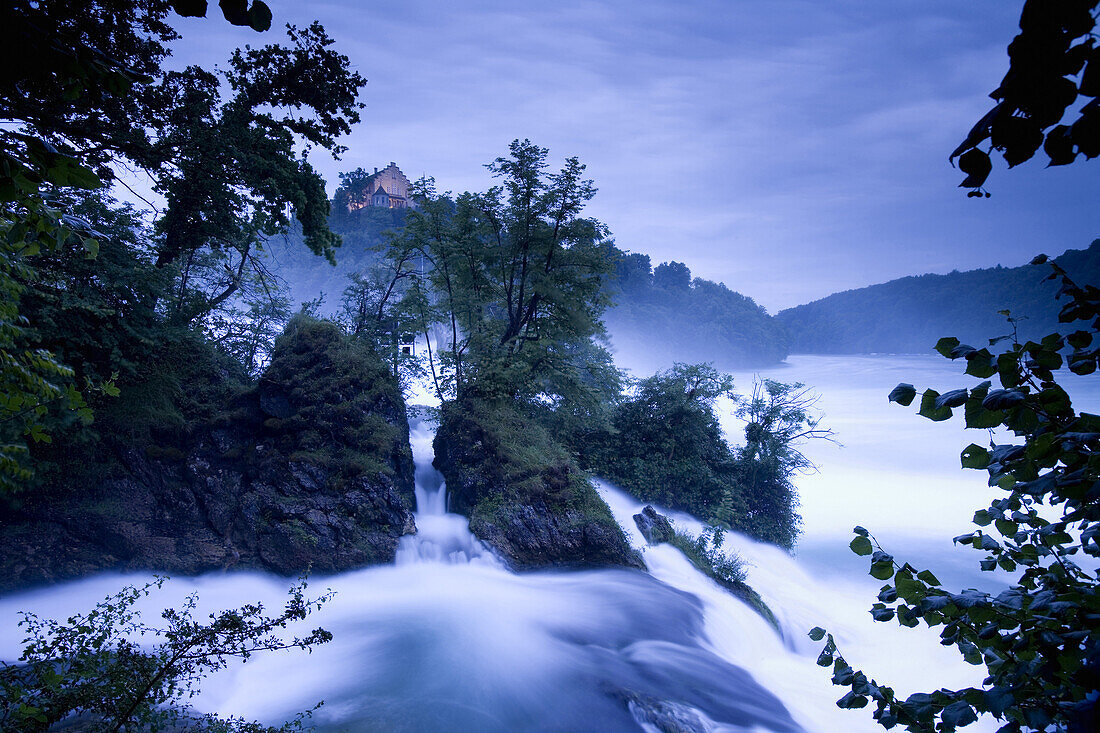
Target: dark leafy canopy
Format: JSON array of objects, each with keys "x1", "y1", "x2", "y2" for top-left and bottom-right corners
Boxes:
[
  {"x1": 951, "y1": 0, "x2": 1099, "y2": 193},
  {"x1": 152, "y1": 21, "x2": 365, "y2": 267},
  {"x1": 0, "y1": 578, "x2": 331, "y2": 732},
  {"x1": 585, "y1": 363, "x2": 738, "y2": 518},
  {"x1": 387, "y1": 140, "x2": 614, "y2": 403},
  {"x1": 581, "y1": 364, "x2": 826, "y2": 549},
  {"x1": 815, "y1": 261, "x2": 1100, "y2": 732},
  {"x1": 0, "y1": 0, "x2": 363, "y2": 489},
  {"x1": 1, "y1": 1, "x2": 275, "y2": 182}
]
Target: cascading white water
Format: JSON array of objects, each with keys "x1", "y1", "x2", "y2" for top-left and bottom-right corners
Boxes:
[
  {"x1": 6, "y1": 356, "x2": 1083, "y2": 731},
  {"x1": 395, "y1": 418, "x2": 499, "y2": 566}
]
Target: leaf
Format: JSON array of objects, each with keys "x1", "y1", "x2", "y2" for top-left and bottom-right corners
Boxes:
[
  {"x1": 248, "y1": 1, "x2": 273, "y2": 32},
  {"x1": 850, "y1": 535, "x2": 873, "y2": 556},
  {"x1": 935, "y1": 337, "x2": 961, "y2": 358},
  {"x1": 171, "y1": 0, "x2": 209, "y2": 17},
  {"x1": 983, "y1": 389, "x2": 1026, "y2": 410},
  {"x1": 934, "y1": 389, "x2": 968, "y2": 409},
  {"x1": 837, "y1": 691, "x2": 869, "y2": 709},
  {"x1": 870, "y1": 551, "x2": 895, "y2": 580},
  {"x1": 992, "y1": 114, "x2": 1044, "y2": 167},
  {"x1": 918, "y1": 389, "x2": 953, "y2": 421},
  {"x1": 888, "y1": 383, "x2": 916, "y2": 406},
  {"x1": 957, "y1": 148, "x2": 992, "y2": 188},
  {"x1": 941, "y1": 700, "x2": 978, "y2": 727},
  {"x1": 965, "y1": 394, "x2": 1003, "y2": 429},
  {"x1": 964, "y1": 348, "x2": 996, "y2": 378},
  {"x1": 808, "y1": 626, "x2": 826, "y2": 641},
  {"x1": 916, "y1": 569, "x2": 941, "y2": 586}
]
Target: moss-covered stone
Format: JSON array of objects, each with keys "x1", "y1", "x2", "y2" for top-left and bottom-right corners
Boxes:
[
  {"x1": 433, "y1": 396, "x2": 642, "y2": 570},
  {"x1": 0, "y1": 316, "x2": 416, "y2": 592}
]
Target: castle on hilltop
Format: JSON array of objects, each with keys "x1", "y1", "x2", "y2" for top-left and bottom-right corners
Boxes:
[{"x1": 345, "y1": 162, "x2": 414, "y2": 210}]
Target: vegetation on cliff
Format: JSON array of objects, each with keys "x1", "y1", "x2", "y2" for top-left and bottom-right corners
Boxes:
[
  {"x1": 578, "y1": 364, "x2": 827, "y2": 550},
  {"x1": 435, "y1": 395, "x2": 641, "y2": 569},
  {"x1": 0, "y1": 313, "x2": 417, "y2": 590}
]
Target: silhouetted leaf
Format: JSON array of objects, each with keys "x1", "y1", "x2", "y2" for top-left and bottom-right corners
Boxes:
[
  {"x1": 958, "y1": 148, "x2": 992, "y2": 188},
  {"x1": 888, "y1": 383, "x2": 916, "y2": 406}
]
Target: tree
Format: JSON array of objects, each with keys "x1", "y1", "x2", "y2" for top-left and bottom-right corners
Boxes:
[
  {"x1": 0, "y1": 0, "x2": 363, "y2": 489},
  {"x1": 951, "y1": 0, "x2": 1098, "y2": 194},
  {"x1": 587, "y1": 364, "x2": 738, "y2": 525},
  {"x1": 732, "y1": 378, "x2": 834, "y2": 550},
  {"x1": 653, "y1": 260, "x2": 691, "y2": 291},
  {"x1": 0, "y1": 578, "x2": 332, "y2": 732},
  {"x1": 150, "y1": 21, "x2": 364, "y2": 323},
  {"x1": 387, "y1": 141, "x2": 614, "y2": 403},
  {"x1": 737, "y1": 378, "x2": 835, "y2": 476}
]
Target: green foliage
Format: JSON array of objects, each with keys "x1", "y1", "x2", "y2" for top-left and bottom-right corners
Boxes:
[
  {"x1": 605, "y1": 252, "x2": 789, "y2": 368},
  {"x1": 584, "y1": 363, "x2": 739, "y2": 519},
  {"x1": 950, "y1": 0, "x2": 1100, "y2": 193},
  {"x1": 664, "y1": 524, "x2": 781, "y2": 631},
  {"x1": 777, "y1": 240, "x2": 1100, "y2": 355},
  {"x1": 442, "y1": 395, "x2": 594, "y2": 518},
  {"x1": 584, "y1": 365, "x2": 824, "y2": 549},
  {"x1": 0, "y1": 159, "x2": 114, "y2": 492},
  {"x1": 151, "y1": 21, "x2": 365, "y2": 323},
  {"x1": 813, "y1": 260, "x2": 1100, "y2": 732},
  {"x1": 667, "y1": 525, "x2": 747, "y2": 586},
  {"x1": 0, "y1": 577, "x2": 331, "y2": 732},
  {"x1": 1, "y1": 1, "x2": 364, "y2": 491},
  {"x1": 258, "y1": 314, "x2": 411, "y2": 482},
  {"x1": 386, "y1": 141, "x2": 614, "y2": 403}
]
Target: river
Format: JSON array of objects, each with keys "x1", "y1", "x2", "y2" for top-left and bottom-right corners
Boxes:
[{"x1": 3, "y1": 354, "x2": 1095, "y2": 731}]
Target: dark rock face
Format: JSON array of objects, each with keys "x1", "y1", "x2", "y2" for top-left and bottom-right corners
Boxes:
[
  {"x1": 434, "y1": 397, "x2": 643, "y2": 571},
  {"x1": 634, "y1": 506, "x2": 675, "y2": 545},
  {"x1": 0, "y1": 317, "x2": 416, "y2": 593}
]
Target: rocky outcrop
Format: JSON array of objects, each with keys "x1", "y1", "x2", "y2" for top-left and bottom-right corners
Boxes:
[
  {"x1": 0, "y1": 317, "x2": 416, "y2": 593},
  {"x1": 434, "y1": 396, "x2": 643, "y2": 571},
  {"x1": 632, "y1": 504, "x2": 781, "y2": 634},
  {"x1": 634, "y1": 505, "x2": 675, "y2": 545}
]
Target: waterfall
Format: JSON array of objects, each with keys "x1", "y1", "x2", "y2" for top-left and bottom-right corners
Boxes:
[
  {"x1": 0, "y1": 358, "x2": 1021, "y2": 732},
  {"x1": 395, "y1": 417, "x2": 499, "y2": 566}
]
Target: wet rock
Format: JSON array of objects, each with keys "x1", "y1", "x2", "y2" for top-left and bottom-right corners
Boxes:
[
  {"x1": 634, "y1": 505, "x2": 675, "y2": 545},
  {"x1": 0, "y1": 317, "x2": 417, "y2": 592},
  {"x1": 434, "y1": 396, "x2": 643, "y2": 571}
]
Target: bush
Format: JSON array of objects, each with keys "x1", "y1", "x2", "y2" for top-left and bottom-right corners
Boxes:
[{"x1": 0, "y1": 578, "x2": 332, "y2": 732}]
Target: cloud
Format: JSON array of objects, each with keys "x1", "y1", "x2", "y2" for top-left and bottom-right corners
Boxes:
[{"x1": 160, "y1": 0, "x2": 1095, "y2": 312}]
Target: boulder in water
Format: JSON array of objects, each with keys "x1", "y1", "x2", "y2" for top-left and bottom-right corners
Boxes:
[
  {"x1": 434, "y1": 396, "x2": 643, "y2": 571},
  {"x1": 634, "y1": 505, "x2": 675, "y2": 545}
]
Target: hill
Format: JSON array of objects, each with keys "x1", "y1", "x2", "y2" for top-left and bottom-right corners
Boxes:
[
  {"x1": 264, "y1": 205, "x2": 407, "y2": 310},
  {"x1": 266, "y1": 194, "x2": 792, "y2": 368},
  {"x1": 776, "y1": 240, "x2": 1100, "y2": 354},
  {"x1": 605, "y1": 253, "x2": 789, "y2": 371}
]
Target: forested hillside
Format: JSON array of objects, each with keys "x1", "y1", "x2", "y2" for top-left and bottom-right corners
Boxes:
[
  {"x1": 268, "y1": 193, "x2": 792, "y2": 367},
  {"x1": 264, "y1": 204, "x2": 405, "y2": 310},
  {"x1": 777, "y1": 240, "x2": 1100, "y2": 354},
  {"x1": 604, "y1": 253, "x2": 789, "y2": 370}
]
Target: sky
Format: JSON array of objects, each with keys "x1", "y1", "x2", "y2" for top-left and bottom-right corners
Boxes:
[{"x1": 165, "y1": 0, "x2": 1099, "y2": 313}]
